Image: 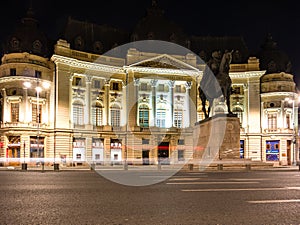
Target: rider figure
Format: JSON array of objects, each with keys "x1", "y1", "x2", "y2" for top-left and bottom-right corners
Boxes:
[{"x1": 207, "y1": 50, "x2": 222, "y2": 76}]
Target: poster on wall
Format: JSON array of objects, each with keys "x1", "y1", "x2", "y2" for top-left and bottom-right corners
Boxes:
[
  {"x1": 266, "y1": 140, "x2": 280, "y2": 161},
  {"x1": 92, "y1": 138, "x2": 104, "y2": 164},
  {"x1": 110, "y1": 139, "x2": 122, "y2": 164},
  {"x1": 240, "y1": 140, "x2": 244, "y2": 159},
  {"x1": 73, "y1": 138, "x2": 86, "y2": 162}
]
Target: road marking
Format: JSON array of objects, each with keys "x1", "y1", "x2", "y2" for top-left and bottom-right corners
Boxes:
[
  {"x1": 181, "y1": 187, "x2": 300, "y2": 192},
  {"x1": 167, "y1": 181, "x2": 259, "y2": 185},
  {"x1": 168, "y1": 178, "x2": 201, "y2": 181},
  {"x1": 248, "y1": 199, "x2": 300, "y2": 204}
]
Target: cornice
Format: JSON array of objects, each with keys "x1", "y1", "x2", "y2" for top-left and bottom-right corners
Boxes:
[
  {"x1": 230, "y1": 71, "x2": 266, "y2": 79},
  {"x1": 51, "y1": 54, "x2": 124, "y2": 74}
]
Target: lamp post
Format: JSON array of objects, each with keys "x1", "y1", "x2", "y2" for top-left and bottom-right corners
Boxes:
[{"x1": 24, "y1": 80, "x2": 50, "y2": 171}]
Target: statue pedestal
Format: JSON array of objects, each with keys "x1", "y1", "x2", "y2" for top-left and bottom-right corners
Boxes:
[{"x1": 193, "y1": 114, "x2": 240, "y2": 161}]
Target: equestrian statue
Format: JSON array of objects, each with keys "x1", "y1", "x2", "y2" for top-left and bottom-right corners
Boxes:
[{"x1": 198, "y1": 50, "x2": 233, "y2": 119}]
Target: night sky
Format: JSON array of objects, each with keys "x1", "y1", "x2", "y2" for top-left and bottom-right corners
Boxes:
[{"x1": 1, "y1": 0, "x2": 300, "y2": 86}]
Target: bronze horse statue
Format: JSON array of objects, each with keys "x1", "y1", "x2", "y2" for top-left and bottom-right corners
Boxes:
[{"x1": 198, "y1": 50, "x2": 233, "y2": 119}]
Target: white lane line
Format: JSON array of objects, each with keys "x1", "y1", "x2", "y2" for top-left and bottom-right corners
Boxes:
[
  {"x1": 181, "y1": 187, "x2": 300, "y2": 192},
  {"x1": 168, "y1": 178, "x2": 202, "y2": 181},
  {"x1": 248, "y1": 199, "x2": 300, "y2": 204},
  {"x1": 167, "y1": 181, "x2": 259, "y2": 185}
]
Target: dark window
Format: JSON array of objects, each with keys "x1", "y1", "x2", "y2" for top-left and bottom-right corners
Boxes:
[
  {"x1": 10, "y1": 68, "x2": 16, "y2": 76},
  {"x1": 112, "y1": 83, "x2": 119, "y2": 91},
  {"x1": 178, "y1": 139, "x2": 184, "y2": 145},
  {"x1": 142, "y1": 139, "x2": 150, "y2": 145},
  {"x1": 35, "y1": 70, "x2": 42, "y2": 78},
  {"x1": 94, "y1": 80, "x2": 101, "y2": 89}
]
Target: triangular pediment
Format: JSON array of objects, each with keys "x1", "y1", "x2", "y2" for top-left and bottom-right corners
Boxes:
[{"x1": 128, "y1": 54, "x2": 197, "y2": 71}]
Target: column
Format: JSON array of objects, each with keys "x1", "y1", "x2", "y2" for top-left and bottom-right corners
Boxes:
[
  {"x1": 104, "y1": 79, "x2": 110, "y2": 125},
  {"x1": 185, "y1": 81, "x2": 192, "y2": 127},
  {"x1": 150, "y1": 79, "x2": 158, "y2": 127},
  {"x1": 2, "y1": 89, "x2": 8, "y2": 122},
  {"x1": 168, "y1": 80, "x2": 175, "y2": 127},
  {"x1": 22, "y1": 87, "x2": 28, "y2": 123},
  {"x1": 134, "y1": 78, "x2": 140, "y2": 127},
  {"x1": 85, "y1": 75, "x2": 92, "y2": 126},
  {"x1": 69, "y1": 74, "x2": 73, "y2": 127}
]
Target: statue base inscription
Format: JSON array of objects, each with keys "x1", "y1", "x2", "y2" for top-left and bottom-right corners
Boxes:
[{"x1": 193, "y1": 114, "x2": 240, "y2": 160}]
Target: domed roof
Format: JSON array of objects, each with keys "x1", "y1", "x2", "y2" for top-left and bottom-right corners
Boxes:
[
  {"x1": 260, "y1": 72, "x2": 296, "y2": 93},
  {"x1": 131, "y1": 1, "x2": 188, "y2": 47},
  {"x1": 2, "y1": 8, "x2": 50, "y2": 57},
  {"x1": 257, "y1": 33, "x2": 291, "y2": 74}
]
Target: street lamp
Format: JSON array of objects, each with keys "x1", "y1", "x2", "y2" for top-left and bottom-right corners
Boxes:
[{"x1": 24, "y1": 80, "x2": 50, "y2": 170}]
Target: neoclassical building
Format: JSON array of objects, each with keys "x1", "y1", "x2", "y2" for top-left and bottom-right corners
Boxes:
[{"x1": 0, "y1": 3, "x2": 298, "y2": 167}]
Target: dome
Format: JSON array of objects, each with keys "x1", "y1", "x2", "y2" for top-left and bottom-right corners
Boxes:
[
  {"x1": 257, "y1": 33, "x2": 291, "y2": 74},
  {"x1": 2, "y1": 8, "x2": 50, "y2": 57},
  {"x1": 260, "y1": 72, "x2": 296, "y2": 93},
  {"x1": 131, "y1": 1, "x2": 188, "y2": 47}
]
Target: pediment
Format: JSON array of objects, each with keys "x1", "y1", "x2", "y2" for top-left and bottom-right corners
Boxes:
[{"x1": 128, "y1": 54, "x2": 197, "y2": 71}]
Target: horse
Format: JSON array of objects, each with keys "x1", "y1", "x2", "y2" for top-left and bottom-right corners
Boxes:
[{"x1": 198, "y1": 51, "x2": 233, "y2": 119}]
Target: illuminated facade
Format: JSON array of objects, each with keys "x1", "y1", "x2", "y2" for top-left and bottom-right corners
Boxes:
[{"x1": 0, "y1": 4, "x2": 298, "y2": 167}]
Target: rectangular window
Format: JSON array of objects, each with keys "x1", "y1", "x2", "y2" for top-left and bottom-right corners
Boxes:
[
  {"x1": 73, "y1": 77, "x2": 82, "y2": 86},
  {"x1": 174, "y1": 111, "x2": 183, "y2": 128},
  {"x1": 141, "y1": 83, "x2": 148, "y2": 91},
  {"x1": 95, "y1": 154, "x2": 100, "y2": 160},
  {"x1": 32, "y1": 103, "x2": 42, "y2": 123},
  {"x1": 73, "y1": 105, "x2": 84, "y2": 125},
  {"x1": 158, "y1": 84, "x2": 164, "y2": 92},
  {"x1": 139, "y1": 110, "x2": 149, "y2": 128},
  {"x1": 178, "y1": 150, "x2": 184, "y2": 161},
  {"x1": 92, "y1": 107, "x2": 103, "y2": 126},
  {"x1": 76, "y1": 154, "x2": 81, "y2": 160},
  {"x1": 175, "y1": 85, "x2": 181, "y2": 93},
  {"x1": 286, "y1": 114, "x2": 290, "y2": 129},
  {"x1": 11, "y1": 103, "x2": 19, "y2": 122},
  {"x1": 94, "y1": 80, "x2": 101, "y2": 89},
  {"x1": 111, "y1": 109, "x2": 120, "y2": 127},
  {"x1": 10, "y1": 68, "x2": 16, "y2": 76},
  {"x1": 268, "y1": 113, "x2": 277, "y2": 131},
  {"x1": 112, "y1": 82, "x2": 119, "y2": 91},
  {"x1": 178, "y1": 139, "x2": 184, "y2": 145},
  {"x1": 35, "y1": 70, "x2": 42, "y2": 78},
  {"x1": 142, "y1": 138, "x2": 150, "y2": 145},
  {"x1": 156, "y1": 110, "x2": 166, "y2": 128}
]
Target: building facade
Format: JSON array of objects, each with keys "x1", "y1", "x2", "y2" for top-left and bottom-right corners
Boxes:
[{"x1": 0, "y1": 4, "x2": 298, "y2": 167}]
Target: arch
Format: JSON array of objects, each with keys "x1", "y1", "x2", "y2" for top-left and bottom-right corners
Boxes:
[
  {"x1": 232, "y1": 105, "x2": 244, "y2": 125},
  {"x1": 92, "y1": 101, "x2": 103, "y2": 126},
  {"x1": 73, "y1": 100, "x2": 84, "y2": 125},
  {"x1": 110, "y1": 103, "x2": 121, "y2": 127}
]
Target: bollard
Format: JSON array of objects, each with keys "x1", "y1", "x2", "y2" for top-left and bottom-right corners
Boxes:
[
  {"x1": 217, "y1": 164, "x2": 223, "y2": 170},
  {"x1": 54, "y1": 163, "x2": 59, "y2": 171},
  {"x1": 21, "y1": 163, "x2": 27, "y2": 171},
  {"x1": 245, "y1": 164, "x2": 251, "y2": 171},
  {"x1": 188, "y1": 164, "x2": 193, "y2": 171}
]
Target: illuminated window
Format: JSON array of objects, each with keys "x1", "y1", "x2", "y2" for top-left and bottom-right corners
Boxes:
[
  {"x1": 156, "y1": 109, "x2": 166, "y2": 128},
  {"x1": 139, "y1": 104, "x2": 149, "y2": 128},
  {"x1": 32, "y1": 103, "x2": 42, "y2": 123},
  {"x1": 110, "y1": 104, "x2": 120, "y2": 127},
  {"x1": 92, "y1": 102, "x2": 103, "y2": 126},
  {"x1": 73, "y1": 101, "x2": 84, "y2": 125},
  {"x1": 268, "y1": 113, "x2": 277, "y2": 131},
  {"x1": 11, "y1": 103, "x2": 19, "y2": 122},
  {"x1": 174, "y1": 110, "x2": 183, "y2": 128}
]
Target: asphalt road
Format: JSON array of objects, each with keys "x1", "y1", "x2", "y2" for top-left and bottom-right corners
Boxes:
[{"x1": 1, "y1": 170, "x2": 300, "y2": 225}]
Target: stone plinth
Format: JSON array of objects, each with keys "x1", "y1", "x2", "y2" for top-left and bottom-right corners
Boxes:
[{"x1": 193, "y1": 114, "x2": 240, "y2": 160}]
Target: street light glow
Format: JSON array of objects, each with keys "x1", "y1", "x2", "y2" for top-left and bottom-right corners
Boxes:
[{"x1": 23, "y1": 81, "x2": 31, "y2": 88}]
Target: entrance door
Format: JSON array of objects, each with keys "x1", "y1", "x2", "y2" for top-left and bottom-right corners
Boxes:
[
  {"x1": 287, "y1": 140, "x2": 291, "y2": 165},
  {"x1": 158, "y1": 142, "x2": 169, "y2": 165},
  {"x1": 142, "y1": 150, "x2": 149, "y2": 165}
]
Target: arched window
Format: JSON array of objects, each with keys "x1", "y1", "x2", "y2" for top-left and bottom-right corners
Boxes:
[
  {"x1": 32, "y1": 102, "x2": 42, "y2": 123},
  {"x1": 92, "y1": 102, "x2": 103, "y2": 126},
  {"x1": 214, "y1": 106, "x2": 224, "y2": 115},
  {"x1": 232, "y1": 106, "x2": 243, "y2": 126},
  {"x1": 73, "y1": 101, "x2": 84, "y2": 125},
  {"x1": 110, "y1": 103, "x2": 120, "y2": 127},
  {"x1": 139, "y1": 104, "x2": 149, "y2": 128}
]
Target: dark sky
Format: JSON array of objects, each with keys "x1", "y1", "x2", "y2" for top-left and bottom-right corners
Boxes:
[{"x1": 1, "y1": 0, "x2": 300, "y2": 86}]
